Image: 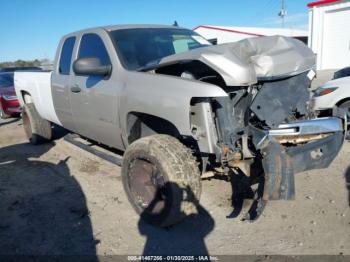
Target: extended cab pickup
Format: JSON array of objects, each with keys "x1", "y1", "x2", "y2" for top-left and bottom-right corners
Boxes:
[{"x1": 15, "y1": 25, "x2": 346, "y2": 226}]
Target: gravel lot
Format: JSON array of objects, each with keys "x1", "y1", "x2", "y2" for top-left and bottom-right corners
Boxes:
[
  {"x1": 0, "y1": 71, "x2": 349, "y2": 257},
  {"x1": 0, "y1": 117, "x2": 349, "y2": 257}
]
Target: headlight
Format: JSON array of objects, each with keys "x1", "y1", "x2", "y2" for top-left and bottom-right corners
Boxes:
[
  {"x1": 313, "y1": 87, "x2": 338, "y2": 97},
  {"x1": 2, "y1": 95, "x2": 18, "y2": 101}
]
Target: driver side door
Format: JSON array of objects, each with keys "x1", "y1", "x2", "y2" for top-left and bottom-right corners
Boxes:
[{"x1": 70, "y1": 32, "x2": 123, "y2": 148}]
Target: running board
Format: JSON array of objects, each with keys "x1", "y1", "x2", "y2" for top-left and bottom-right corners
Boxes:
[{"x1": 63, "y1": 133, "x2": 123, "y2": 166}]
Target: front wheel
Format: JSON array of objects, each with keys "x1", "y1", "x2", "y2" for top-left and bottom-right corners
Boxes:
[
  {"x1": 339, "y1": 100, "x2": 350, "y2": 140},
  {"x1": 22, "y1": 103, "x2": 52, "y2": 144},
  {"x1": 122, "y1": 134, "x2": 201, "y2": 227}
]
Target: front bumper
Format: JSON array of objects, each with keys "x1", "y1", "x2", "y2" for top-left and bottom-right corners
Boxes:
[
  {"x1": 251, "y1": 113, "x2": 346, "y2": 201},
  {"x1": 258, "y1": 117, "x2": 344, "y2": 145},
  {"x1": 269, "y1": 115, "x2": 345, "y2": 173}
]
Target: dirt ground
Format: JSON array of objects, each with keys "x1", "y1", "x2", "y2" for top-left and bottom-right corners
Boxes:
[{"x1": 0, "y1": 115, "x2": 349, "y2": 257}]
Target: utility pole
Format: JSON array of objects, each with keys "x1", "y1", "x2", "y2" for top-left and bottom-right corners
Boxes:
[{"x1": 278, "y1": 0, "x2": 287, "y2": 28}]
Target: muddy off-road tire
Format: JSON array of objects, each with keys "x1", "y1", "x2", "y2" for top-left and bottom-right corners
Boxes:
[
  {"x1": 22, "y1": 103, "x2": 52, "y2": 145},
  {"x1": 122, "y1": 134, "x2": 201, "y2": 227}
]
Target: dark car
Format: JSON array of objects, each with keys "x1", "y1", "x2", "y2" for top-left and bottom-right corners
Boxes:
[{"x1": 0, "y1": 72, "x2": 21, "y2": 119}]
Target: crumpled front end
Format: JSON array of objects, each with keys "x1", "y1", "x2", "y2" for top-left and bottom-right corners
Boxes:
[
  {"x1": 157, "y1": 35, "x2": 316, "y2": 86},
  {"x1": 140, "y1": 32, "x2": 346, "y2": 220},
  {"x1": 252, "y1": 113, "x2": 346, "y2": 200},
  {"x1": 207, "y1": 71, "x2": 346, "y2": 202},
  {"x1": 147, "y1": 34, "x2": 345, "y2": 205}
]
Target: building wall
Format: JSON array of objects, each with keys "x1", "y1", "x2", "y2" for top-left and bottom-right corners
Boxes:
[{"x1": 308, "y1": 1, "x2": 350, "y2": 69}]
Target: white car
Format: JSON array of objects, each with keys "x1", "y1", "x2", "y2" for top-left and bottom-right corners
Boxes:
[
  {"x1": 311, "y1": 75, "x2": 350, "y2": 112},
  {"x1": 311, "y1": 76, "x2": 350, "y2": 113},
  {"x1": 311, "y1": 72, "x2": 350, "y2": 138}
]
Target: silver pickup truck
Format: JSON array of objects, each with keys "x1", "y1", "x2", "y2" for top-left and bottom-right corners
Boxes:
[{"x1": 14, "y1": 24, "x2": 346, "y2": 226}]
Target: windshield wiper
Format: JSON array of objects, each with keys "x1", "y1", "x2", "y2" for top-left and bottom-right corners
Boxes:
[{"x1": 136, "y1": 59, "x2": 161, "y2": 72}]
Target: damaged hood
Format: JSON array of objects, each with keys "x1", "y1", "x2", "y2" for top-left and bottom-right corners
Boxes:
[{"x1": 158, "y1": 35, "x2": 316, "y2": 86}]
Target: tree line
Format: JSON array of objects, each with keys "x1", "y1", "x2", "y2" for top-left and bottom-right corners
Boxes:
[{"x1": 0, "y1": 59, "x2": 52, "y2": 68}]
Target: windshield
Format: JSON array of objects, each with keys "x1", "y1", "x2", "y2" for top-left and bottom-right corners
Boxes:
[
  {"x1": 333, "y1": 67, "x2": 350, "y2": 80},
  {"x1": 0, "y1": 73, "x2": 14, "y2": 88},
  {"x1": 109, "y1": 28, "x2": 211, "y2": 70}
]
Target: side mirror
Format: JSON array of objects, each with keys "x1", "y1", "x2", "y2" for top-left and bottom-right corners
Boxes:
[{"x1": 73, "y1": 57, "x2": 111, "y2": 76}]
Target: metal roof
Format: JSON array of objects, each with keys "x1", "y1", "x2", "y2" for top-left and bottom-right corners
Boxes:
[
  {"x1": 193, "y1": 25, "x2": 308, "y2": 37},
  {"x1": 307, "y1": 0, "x2": 342, "y2": 8}
]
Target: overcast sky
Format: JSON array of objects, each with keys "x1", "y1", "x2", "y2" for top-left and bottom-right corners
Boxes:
[{"x1": 0, "y1": 0, "x2": 310, "y2": 62}]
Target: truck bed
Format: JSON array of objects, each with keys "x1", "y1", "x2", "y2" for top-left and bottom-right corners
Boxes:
[{"x1": 14, "y1": 71, "x2": 61, "y2": 125}]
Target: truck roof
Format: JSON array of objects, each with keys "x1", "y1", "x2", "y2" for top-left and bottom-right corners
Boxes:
[
  {"x1": 104, "y1": 24, "x2": 185, "y2": 31},
  {"x1": 65, "y1": 24, "x2": 186, "y2": 37}
]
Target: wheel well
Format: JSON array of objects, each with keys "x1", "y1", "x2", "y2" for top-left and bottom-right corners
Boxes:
[
  {"x1": 126, "y1": 112, "x2": 181, "y2": 144},
  {"x1": 21, "y1": 91, "x2": 32, "y2": 104},
  {"x1": 336, "y1": 97, "x2": 350, "y2": 107}
]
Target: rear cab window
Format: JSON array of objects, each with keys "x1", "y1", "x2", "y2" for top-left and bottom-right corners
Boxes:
[
  {"x1": 0, "y1": 73, "x2": 14, "y2": 88},
  {"x1": 59, "y1": 37, "x2": 76, "y2": 75}
]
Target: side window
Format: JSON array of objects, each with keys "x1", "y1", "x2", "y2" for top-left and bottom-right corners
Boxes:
[
  {"x1": 59, "y1": 37, "x2": 76, "y2": 75},
  {"x1": 78, "y1": 34, "x2": 111, "y2": 65}
]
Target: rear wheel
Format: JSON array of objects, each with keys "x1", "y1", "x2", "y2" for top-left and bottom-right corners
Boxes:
[
  {"x1": 22, "y1": 103, "x2": 52, "y2": 144},
  {"x1": 339, "y1": 100, "x2": 350, "y2": 139},
  {"x1": 122, "y1": 134, "x2": 201, "y2": 227}
]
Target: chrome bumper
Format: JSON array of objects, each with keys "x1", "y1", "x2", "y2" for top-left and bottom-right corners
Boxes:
[
  {"x1": 254, "y1": 114, "x2": 346, "y2": 201},
  {"x1": 255, "y1": 115, "x2": 346, "y2": 149},
  {"x1": 269, "y1": 117, "x2": 343, "y2": 137}
]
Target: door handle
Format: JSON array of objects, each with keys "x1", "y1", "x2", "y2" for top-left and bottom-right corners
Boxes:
[{"x1": 70, "y1": 84, "x2": 81, "y2": 93}]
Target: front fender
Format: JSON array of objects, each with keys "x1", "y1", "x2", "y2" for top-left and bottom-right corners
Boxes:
[{"x1": 119, "y1": 71, "x2": 227, "y2": 142}]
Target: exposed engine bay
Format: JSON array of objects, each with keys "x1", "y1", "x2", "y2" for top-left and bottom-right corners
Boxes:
[{"x1": 143, "y1": 36, "x2": 346, "y2": 220}]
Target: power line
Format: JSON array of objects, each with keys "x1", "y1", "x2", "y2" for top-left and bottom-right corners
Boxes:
[
  {"x1": 252, "y1": 0, "x2": 283, "y2": 27},
  {"x1": 278, "y1": 0, "x2": 287, "y2": 28}
]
